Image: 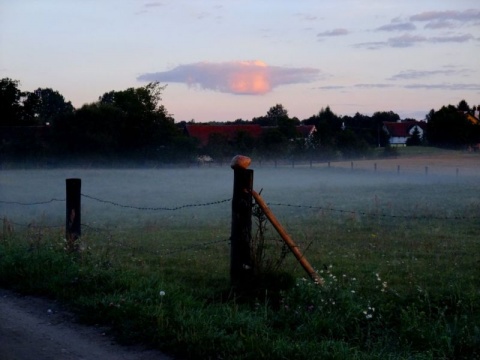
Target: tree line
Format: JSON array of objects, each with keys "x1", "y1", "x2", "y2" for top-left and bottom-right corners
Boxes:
[{"x1": 1, "y1": 77, "x2": 479, "y2": 166}]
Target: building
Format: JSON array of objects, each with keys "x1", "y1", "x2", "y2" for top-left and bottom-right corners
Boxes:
[
  {"x1": 184, "y1": 124, "x2": 316, "y2": 147},
  {"x1": 383, "y1": 121, "x2": 426, "y2": 147}
]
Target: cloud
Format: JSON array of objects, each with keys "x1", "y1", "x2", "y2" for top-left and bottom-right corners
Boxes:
[
  {"x1": 353, "y1": 41, "x2": 387, "y2": 50},
  {"x1": 355, "y1": 32, "x2": 474, "y2": 49},
  {"x1": 317, "y1": 28, "x2": 349, "y2": 37},
  {"x1": 317, "y1": 85, "x2": 346, "y2": 90},
  {"x1": 429, "y1": 34, "x2": 474, "y2": 43},
  {"x1": 388, "y1": 68, "x2": 468, "y2": 80},
  {"x1": 410, "y1": 9, "x2": 480, "y2": 23},
  {"x1": 354, "y1": 83, "x2": 394, "y2": 89},
  {"x1": 376, "y1": 22, "x2": 416, "y2": 32},
  {"x1": 410, "y1": 9, "x2": 480, "y2": 29},
  {"x1": 388, "y1": 34, "x2": 426, "y2": 47},
  {"x1": 424, "y1": 20, "x2": 456, "y2": 29},
  {"x1": 404, "y1": 83, "x2": 480, "y2": 91},
  {"x1": 137, "y1": 60, "x2": 320, "y2": 95},
  {"x1": 144, "y1": 2, "x2": 163, "y2": 8}
]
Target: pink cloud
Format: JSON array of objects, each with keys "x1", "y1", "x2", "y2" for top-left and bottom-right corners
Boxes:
[{"x1": 137, "y1": 60, "x2": 320, "y2": 95}]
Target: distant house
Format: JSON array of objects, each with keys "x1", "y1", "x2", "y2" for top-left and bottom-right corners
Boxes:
[
  {"x1": 463, "y1": 111, "x2": 479, "y2": 126},
  {"x1": 383, "y1": 120, "x2": 426, "y2": 147},
  {"x1": 295, "y1": 125, "x2": 316, "y2": 140},
  {"x1": 184, "y1": 124, "x2": 317, "y2": 147},
  {"x1": 184, "y1": 124, "x2": 263, "y2": 147}
]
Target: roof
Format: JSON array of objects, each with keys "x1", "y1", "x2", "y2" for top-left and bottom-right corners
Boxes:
[
  {"x1": 296, "y1": 125, "x2": 316, "y2": 138},
  {"x1": 465, "y1": 113, "x2": 479, "y2": 125},
  {"x1": 185, "y1": 124, "x2": 263, "y2": 146},
  {"x1": 383, "y1": 121, "x2": 426, "y2": 137},
  {"x1": 185, "y1": 124, "x2": 317, "y2": 147}
]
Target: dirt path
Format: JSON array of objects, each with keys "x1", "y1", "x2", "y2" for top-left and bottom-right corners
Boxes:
[{"x1": 0, "y1": 289, "x2": 173, "y2": 360}]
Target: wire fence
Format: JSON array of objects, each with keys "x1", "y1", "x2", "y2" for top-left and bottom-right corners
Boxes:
[{"x1": 2, "y1": 192, "x2": 479, "y2": 222}]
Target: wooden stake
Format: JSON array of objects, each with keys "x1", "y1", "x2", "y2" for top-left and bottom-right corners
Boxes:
[
  {"x1": 65, "y1": 178, "x2": 81, "y2": 252},
  {"x1": 230, "y1": 169, "x2": 254, "y2": 286},
  {"x1": 250, "y1": 190, "x2": 324, "y2": 285}
]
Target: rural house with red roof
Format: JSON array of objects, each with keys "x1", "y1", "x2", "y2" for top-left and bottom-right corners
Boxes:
[
  {"x1": 383, "y1": 120, "x2": 426, "y2": 147},
  {"x1": 184, "y1": 124, "x2": 316, "y2": 147}
]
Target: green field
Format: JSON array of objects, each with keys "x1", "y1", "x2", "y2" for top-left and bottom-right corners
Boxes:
[{"x1": 1, "y1": 152, "x2": 479, "y2": 359}]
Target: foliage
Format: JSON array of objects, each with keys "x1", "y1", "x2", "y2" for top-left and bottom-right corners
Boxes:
[
  {"x1": 0, "y1": 78, "x2": 29, "y2": 126},
  {"x1": 426, "y1": 105, "x2": 480, "y2": 148},
  {"x1": 406, "y1": 126, "x2": 423, "y2": 146},
  {"x1": 25, "y1": 88, "x2": 74, "y2": 126}
]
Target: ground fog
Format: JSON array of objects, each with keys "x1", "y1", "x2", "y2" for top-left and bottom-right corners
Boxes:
[{"x1": 1, "y1": 165, "x2": 479, "y2": 230}]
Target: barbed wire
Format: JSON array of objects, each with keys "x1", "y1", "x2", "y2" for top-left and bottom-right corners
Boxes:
[
  {"x1": 80, "y1": 193, "x2": 231, "y2": 211},
  {"x1": 2, "y1": 192, "x2": 478, "y2": 222},
  {"x1": 0, "y1": 198, "x2": 65, "y2": 206},
  {"x1": 265, "y1": 202, "x2": 480, "y2": 220}
]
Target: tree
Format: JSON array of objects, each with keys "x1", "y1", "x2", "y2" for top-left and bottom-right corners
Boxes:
[
  {"x1": 232, "y1": 130, "x2": 256, "y2": 155},
  {"x1": 98, "y1": 82, "x2": 178, "y2": 157},
  {"x1": 303, "y1": 106, "x2": 342, "y2": 147},
  {"x1": 457, "y1": 99, "x2": 470, "y2": 112},
  {"x1": 0, "y1": 78, "x2": 24, "y2": 126},
  {"x1": 24, "y1": 88, "x2": 74, "y2": 126},
  {"x1": 266, "y1": 104, "x2": 288, "y2": 122},
  {"x1": 426, "y1": 105, "x2": 479, "y2": 147},
  {"x1": 258, "y1": 128, "x2": 288, "y2": 159},
  {"x1": 406, "y1": 126, "x2": 422, "y2": 146}
]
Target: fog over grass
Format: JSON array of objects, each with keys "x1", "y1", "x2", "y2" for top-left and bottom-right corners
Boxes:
[{"x1": 1, "y1": 165, "x2": 479, "y2": 230}]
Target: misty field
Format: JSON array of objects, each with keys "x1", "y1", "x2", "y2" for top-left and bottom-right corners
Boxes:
[{"x1": 1, "y1": 152, "x2": 479, "y2": 359}]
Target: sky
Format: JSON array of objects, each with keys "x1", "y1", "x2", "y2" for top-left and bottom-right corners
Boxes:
[{"x1": 1, "y1": 0, "x2": 479, "y2": 122}]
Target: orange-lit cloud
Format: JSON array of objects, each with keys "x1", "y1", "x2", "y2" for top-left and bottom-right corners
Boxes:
[{"x1": 137, "y1": 60, "x2": 320, "y2": 95}]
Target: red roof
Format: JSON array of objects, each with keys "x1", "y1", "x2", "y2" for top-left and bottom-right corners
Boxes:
[
  {"x1": 296, "y1": 125, "x2": 316, "y2": 138},
  {"x1": 185, "y1": 124, "x2": 317, "y2": 147},
  {"x1": 185, "y1": 124, "x2": 263, "y2": 146},
  {"x1": 383, "y1": 121, "x2": 426, "y2": 137}
]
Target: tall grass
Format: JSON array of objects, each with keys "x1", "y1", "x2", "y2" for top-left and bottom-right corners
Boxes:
[{"x1": 1, "y1": 166, "x2": 479, "y2": 359}]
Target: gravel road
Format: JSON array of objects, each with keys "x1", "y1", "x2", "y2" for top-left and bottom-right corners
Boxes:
[{"x1": 0, "y1": 289, "x2": 173, "y2": 360}]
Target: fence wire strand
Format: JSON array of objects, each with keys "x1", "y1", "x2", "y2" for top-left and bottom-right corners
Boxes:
[
  {"x1": 80, "y1": 193, "x2": 231, "y2": 211},
  {"x1": 0, "y1": 198, "x2": 65, "y2": 206},
  {"x1": 265, "y1": 202, "x2": 480, "y2": 220}
]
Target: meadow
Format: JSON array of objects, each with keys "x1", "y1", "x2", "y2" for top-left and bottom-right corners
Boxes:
[{"x1": 1, "y1": 149, "x2": 479, "y2": 359}]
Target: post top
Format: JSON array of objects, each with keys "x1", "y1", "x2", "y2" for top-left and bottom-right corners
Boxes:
[{"x1": 230, "y1": 155, "x2": 251, "y2": 170}]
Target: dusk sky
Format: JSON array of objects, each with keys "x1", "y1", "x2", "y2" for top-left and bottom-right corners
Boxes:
[{"x1": 1, "y1": 1, "x2": 479, "y2": 122}]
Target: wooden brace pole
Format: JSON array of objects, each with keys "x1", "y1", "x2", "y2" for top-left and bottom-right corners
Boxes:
[{"x1": 250, "y1": 190, "x2": 324, "y2": 285}]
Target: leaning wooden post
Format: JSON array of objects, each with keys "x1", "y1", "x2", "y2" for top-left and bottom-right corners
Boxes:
[
  {"x1": 230, "y1": 155, "x2": 254, "y2": 287},
  {"x1": 250, "y1": 190, "x2": 324, "y2": 285},
  {"x1": 65, "y1": 178, "x2": 81, "y2": 253}
]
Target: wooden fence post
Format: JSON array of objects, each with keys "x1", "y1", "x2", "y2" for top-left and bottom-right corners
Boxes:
[
  {"x1": 230, "y1": 157, "x2": 254, "y2": 286},
  {"x1": 65, "y1": 178, "x2": 81, "y2": 252}
]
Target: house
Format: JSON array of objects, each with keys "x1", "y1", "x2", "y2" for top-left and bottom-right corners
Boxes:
[
  {"x1": 184, "y1": 124, "x2": 317, "y2": 147},
  {"x1": 295, "y1": 125, "x2": 316, "y2": 140},
  {"x1": 184, "y1": 124, "x2": 263, "y2": 147},
  {"x1": 463, "y1": 112, "x2": 479, "y2": 125},
  {"x1": 383, "y1": 120, "x2": 426, "y2": 147}
]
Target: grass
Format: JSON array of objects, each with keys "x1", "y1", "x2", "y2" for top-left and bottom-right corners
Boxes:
[{"x1": 1, "y1": 157, "x2": 480, "y2": 359}]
